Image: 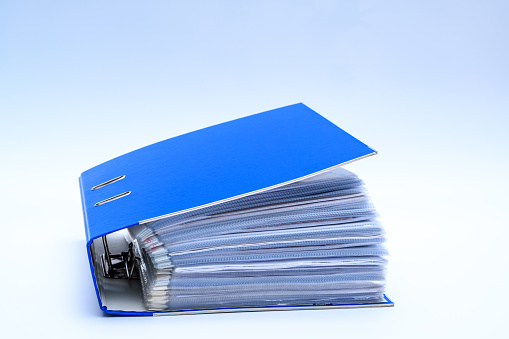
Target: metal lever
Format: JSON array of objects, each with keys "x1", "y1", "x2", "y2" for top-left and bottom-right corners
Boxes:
[{"x1": 100, "y1": 235, "x2": 140, "y2": 280}]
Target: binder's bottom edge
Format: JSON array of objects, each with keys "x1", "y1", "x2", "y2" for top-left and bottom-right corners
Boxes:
[{"x1": 103, "y1": 295, "x2": 394, "y2": 316}]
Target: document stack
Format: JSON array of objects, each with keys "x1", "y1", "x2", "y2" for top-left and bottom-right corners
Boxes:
[
  {"x1": 80, "y1": 103, "x2": 393, "y2": 315},
  {"x1": 128, "y1": 168, "x2": 388, "y2": 311}
]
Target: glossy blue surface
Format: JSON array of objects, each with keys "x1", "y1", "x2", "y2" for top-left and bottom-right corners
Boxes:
[{"x1": 80, "y1": 103, "x2": 375, "y2": 244}]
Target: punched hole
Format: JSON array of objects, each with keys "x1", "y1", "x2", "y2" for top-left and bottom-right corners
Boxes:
[
  {"x1": 94, "y1": 191, "x2": 131, "y2": 206},
  {"x1": 91, "y1": 175, "x2": 126, "y2": 190}
]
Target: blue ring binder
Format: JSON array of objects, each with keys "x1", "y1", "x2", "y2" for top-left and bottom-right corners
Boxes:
[{"x1": 79, "y1": 103, "x2": 393, "y2": 315}]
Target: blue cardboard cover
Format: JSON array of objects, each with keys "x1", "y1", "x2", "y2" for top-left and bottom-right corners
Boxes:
[{"x1": 79, "y1": 103, "x2": 376, "y2": 245}]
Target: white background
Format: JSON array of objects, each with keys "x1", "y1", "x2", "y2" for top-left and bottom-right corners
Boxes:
[{"x1": 1, "y1": 1, "x2": 507, "y2": 338}]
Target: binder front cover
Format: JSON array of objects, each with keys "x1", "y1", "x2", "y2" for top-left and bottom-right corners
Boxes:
[{"x1": 80, "y1": 103, "x2": 376, "y2": 244}]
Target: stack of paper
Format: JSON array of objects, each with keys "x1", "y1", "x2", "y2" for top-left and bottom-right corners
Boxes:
[{"x1": 129, "y1": 167, "x2": 388, "y2": 311}]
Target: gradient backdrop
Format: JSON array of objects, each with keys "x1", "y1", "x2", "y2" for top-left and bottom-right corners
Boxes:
[{"x1": 1, "y1": 1, "x2": 508, "y2": 338}]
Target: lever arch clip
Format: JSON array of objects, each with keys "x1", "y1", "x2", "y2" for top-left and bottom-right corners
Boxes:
[{"x1": 100, "y1": 235, "x2": 140, "y2": 280}]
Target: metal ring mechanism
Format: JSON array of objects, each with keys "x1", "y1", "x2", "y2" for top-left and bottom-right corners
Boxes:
[{"x1": 100, "y1": 235, "x2": 140, "y2": 280}]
